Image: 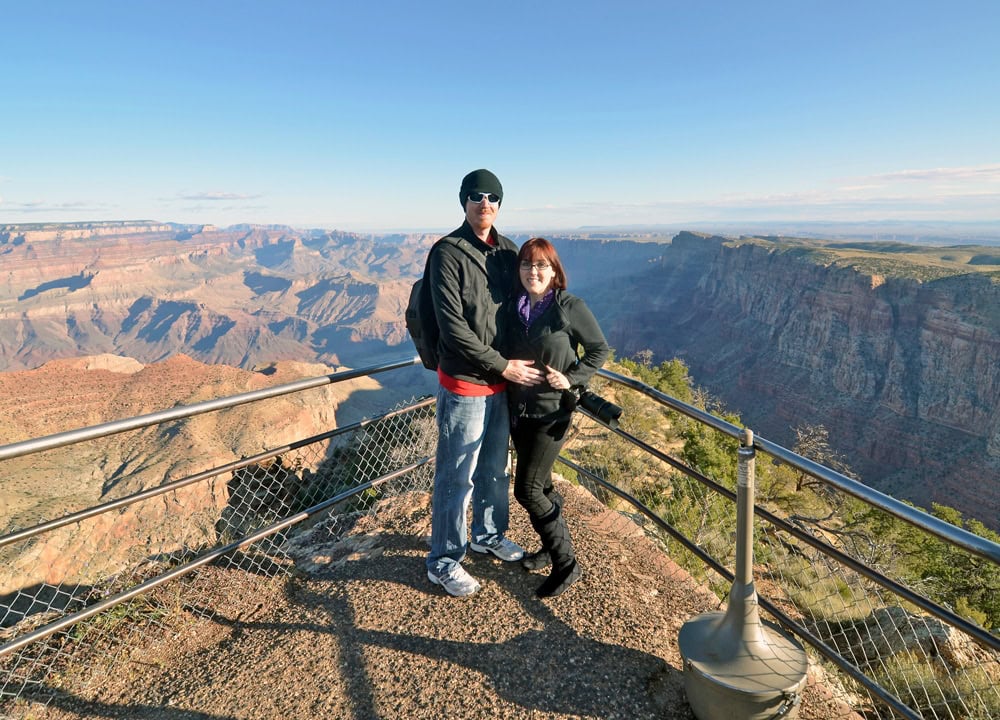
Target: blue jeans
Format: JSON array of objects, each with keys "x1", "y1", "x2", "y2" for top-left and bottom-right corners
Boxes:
[{"x1": 426, "y1": 385, "x2": 511, "y2": 574}]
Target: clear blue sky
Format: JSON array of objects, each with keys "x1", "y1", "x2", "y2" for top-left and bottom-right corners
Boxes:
[{"x1": 2, "y1": 1, "x2": 998, "y2": 233}]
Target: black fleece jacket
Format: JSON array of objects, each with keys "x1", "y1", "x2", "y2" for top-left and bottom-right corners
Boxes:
[
  {"x1": 429, "y1": 221, "x2": 519, "y2": 384},
  {"x1": 503, "y1": 289, "x2": 610, "y2": 419}
]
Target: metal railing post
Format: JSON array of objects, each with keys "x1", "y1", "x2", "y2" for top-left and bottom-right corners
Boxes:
[
  {"x1": 677, "y1": 428, "x2": 808, "y2": 719},
  {"x1": 734, "y1": 429, "x2": 755, "y2": 589}
]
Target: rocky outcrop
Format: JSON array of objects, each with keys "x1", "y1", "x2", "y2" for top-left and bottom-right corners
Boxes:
[
  {"x1": 0, "y1": 354, "x2": 384, "y2": 600},
  {"x1": 825, "y1": 606, "x2": 998, "y2": 676},
  {"x1": 597, "y1": 232, "x2": 1000, "y2": 529}
]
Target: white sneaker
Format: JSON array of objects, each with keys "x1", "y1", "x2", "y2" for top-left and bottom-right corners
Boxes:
[
  {"x1": 427, "y1": 563, "x2": 481, "y2": 597},
  {"x1": 470, "y1": 535, "x2": 525, "y2": 562}
]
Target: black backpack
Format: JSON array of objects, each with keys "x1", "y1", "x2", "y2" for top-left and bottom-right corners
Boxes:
[{"x1": 405, "y1": 236, "x2": 487, "y2": 370}]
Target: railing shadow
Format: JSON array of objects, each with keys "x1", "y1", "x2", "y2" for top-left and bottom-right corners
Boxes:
[
  {"x1": 194, "y1": 529, "x2": 685, "y2": 719},
  {"x1": 18, "y1": 688, "x2": 239, "y2": 720}
]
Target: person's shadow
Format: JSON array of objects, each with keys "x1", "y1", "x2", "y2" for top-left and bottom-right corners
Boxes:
[{"x1": 222, "y1": 530, "x2": 689, "y2": 718}]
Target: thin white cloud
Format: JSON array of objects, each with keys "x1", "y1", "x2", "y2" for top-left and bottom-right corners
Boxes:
[
  {"x1": 179, "y1": 203, "x2": 269, "y2": 213},
  {"x1": 176, "y1": 191, "x2": 263, "y2": 202},
  {"x1": 856, "y1": 164, "x2": 1000, "y2": 184},
  {"x1": 2, "y1": 199, "x2": 110, "y2": 213}
]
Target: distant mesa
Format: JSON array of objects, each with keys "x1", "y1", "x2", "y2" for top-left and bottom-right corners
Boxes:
[
  {"x1": 243, "y1": 271, "x2": 293, "y2": 294},
  {"x1": 18, "y1": 272, "x2": 94, "y2": 301}
]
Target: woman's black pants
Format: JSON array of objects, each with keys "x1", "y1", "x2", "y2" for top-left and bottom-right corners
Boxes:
[{"x1": 510, "y1": 415, "x2": 571, "y2": 520}]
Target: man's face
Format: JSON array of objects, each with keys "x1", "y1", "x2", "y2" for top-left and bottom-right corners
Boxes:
[{"x1": 464, "y1": 191, "x2": 499, "y2": 233}]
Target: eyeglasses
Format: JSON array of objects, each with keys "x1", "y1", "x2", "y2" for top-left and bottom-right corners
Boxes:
[
  {"x1": 467, "y1": 191, "x2": 500, "y2": 204},
  {"x1": 519, "y1": 261, "x2": 551, "y2": 271}
]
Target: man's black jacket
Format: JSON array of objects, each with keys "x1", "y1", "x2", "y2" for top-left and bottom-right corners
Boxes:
[{"x1": 429, "y1": 221, "x2": 519, "y2": 384}]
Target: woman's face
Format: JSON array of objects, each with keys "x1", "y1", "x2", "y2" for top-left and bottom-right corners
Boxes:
[{"x1": 519, "y1": 257, "x2": 555, "y2": 297}]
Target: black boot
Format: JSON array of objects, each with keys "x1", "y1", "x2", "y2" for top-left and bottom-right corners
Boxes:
[
  {"x1": 520, "y1": 549, "x2": 551, "y2": 571},
  {"x1": 520, "y1": 489, "x2": 563, "y2": 571},
  {"x1": 532, "y1": 502, "x2": 581, "y2": 598}
]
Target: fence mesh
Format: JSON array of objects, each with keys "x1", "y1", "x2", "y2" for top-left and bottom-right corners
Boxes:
[
  {"x1": 0, "y1": 394, "x2": 437, "y2": 712},
  {"x1": 559, "y1": 376, "x2": 1000, "y2": 720},
  {"x1": 2, "y1": 371, "x2": 999, "y2": 720}
]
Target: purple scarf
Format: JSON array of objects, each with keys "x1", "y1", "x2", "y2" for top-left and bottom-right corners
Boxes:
[{"x1": 517, "y1": 289, "x2": 555, "y2": 328}]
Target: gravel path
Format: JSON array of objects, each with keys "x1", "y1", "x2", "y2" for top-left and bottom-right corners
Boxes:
[{"x1": 10, "y1": 481, "x2": 861, "y2": 720}]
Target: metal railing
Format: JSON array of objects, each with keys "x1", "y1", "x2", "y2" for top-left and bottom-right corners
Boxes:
[{"x1": 1, "y1": 358, "x2": 998, "y2": 719}]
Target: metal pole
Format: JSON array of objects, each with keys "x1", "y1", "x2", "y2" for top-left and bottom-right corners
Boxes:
[
  {"x1": 678, "y1": 427, "x2": 808, "y2": 720},
  {"x1": 734, "y1": 428, "x2": 755, "y2": 587}
]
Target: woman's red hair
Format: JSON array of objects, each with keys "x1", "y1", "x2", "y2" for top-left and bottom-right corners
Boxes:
[{"x1": 518, "y1": 237, "x2": 567, "y2": 290}]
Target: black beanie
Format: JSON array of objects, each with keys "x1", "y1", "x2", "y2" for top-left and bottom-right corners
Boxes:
[{"x1": 459, "y1": 169, "x2": 503, "y2": 207}]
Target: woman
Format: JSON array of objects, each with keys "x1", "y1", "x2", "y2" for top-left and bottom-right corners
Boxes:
[{"x1": 504, "y1": 237, "x2": 610, "y2": 597}]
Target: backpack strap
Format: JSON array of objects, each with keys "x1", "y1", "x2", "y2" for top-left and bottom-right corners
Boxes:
[{"x1": 433, "y1": 236, "x2": 488, "y2": 275}]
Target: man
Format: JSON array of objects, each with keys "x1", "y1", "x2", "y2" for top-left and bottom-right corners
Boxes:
[{"x1": 425, "y1": 168, "x2": 543, "y2": 596}]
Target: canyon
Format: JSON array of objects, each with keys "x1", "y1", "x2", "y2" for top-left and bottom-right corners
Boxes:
[
  {"x1": 595, "y1": 232, "x2": 1000, "y2": 529},
  {"x1": 1, "y1": 222, "x2": 998, "y2": 530}
]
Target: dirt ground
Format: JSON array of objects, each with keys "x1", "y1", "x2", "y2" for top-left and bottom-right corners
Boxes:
[{"x1": 5, "y1": 480, "x2": 862, "y2": 720}]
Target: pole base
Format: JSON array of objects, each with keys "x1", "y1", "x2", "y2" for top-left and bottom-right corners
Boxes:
[{"x1": 679, "y1": 610, "x2": 808, "y2": 720}]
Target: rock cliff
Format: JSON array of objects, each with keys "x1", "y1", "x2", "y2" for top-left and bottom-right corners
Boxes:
[
  {"x1": 596, "y1": 232, "x2": 1000, "y2": 529},
  {"x1": 2, "y1": 222, "x2": 997, "y2": 529}
]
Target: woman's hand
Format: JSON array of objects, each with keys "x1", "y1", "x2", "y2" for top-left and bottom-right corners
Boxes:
[{"x1": 544, "y1": 364, "x2": 570, "y2": 390}]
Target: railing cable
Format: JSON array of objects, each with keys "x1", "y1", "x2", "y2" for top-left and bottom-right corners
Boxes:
[
  {"x1": 578, "y1": 414, "x2": 1000, "y2": 654},
  {"x1": 0, "y1": 396, "x2": 434, "y2": 550},
  {"x1": 598, "y1": 367, "x2": 1000, "y2": 565},
  {"x1": 0, "y1": 457, "x2": 432, "y2": 660},
  {"x1": 0, "y1": 357, "x2": 420, "y2": 462},
  {"x1": 558, "y1": 455, "x2": 922, "y2": 720}
]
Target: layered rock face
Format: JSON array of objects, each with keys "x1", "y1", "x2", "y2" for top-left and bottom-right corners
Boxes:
[
  {"x1": 598, "y1": 233, "x2": 1000, "y2": 529},
  {"x1": 3, "y1": 222, "x2": 997, "y2": 529},
  {"x1": 0, "y1": 223, "x2": 431, "y2": 372}
]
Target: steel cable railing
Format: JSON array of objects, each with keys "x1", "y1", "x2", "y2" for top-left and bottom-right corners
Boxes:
[
  {"x1": 0, "y1": 458, "x2": 431, "y2": 660},
  {"x1": 0, "y1": 358, "x2": 997, "y2": 719},
  {"x1": 0, "y1": 397, "x2": 435, "y2": 552},
  {"x1": 0, "y1": 357, "x2": 420, "y2": 463},
  {"x1": 572, "y1": 368, "x2": 1000, "y2": 719},
  {"x1": 556, "y1": 454, "x2": 921, "y2": 720},
  {"x1": 595, "y1": 367, "x2": 1000, "y2": 566},
  {"x1": 583, "y1": 377, "x2": 999, "y2": 656}
]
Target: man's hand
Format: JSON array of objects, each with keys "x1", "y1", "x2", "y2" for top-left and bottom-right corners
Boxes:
[{"x1": 502, "y1": 359, "x2": 544, "y2": 385}]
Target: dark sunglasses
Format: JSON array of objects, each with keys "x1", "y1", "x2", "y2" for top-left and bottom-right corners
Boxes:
[{"x1": 467, "y1": 192, "x2": 500, "y2": 204}]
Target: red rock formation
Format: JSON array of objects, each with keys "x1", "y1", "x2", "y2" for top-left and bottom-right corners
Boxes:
[{"x1": 600, "y1": 232, "x2": 1000, "y2": 530}]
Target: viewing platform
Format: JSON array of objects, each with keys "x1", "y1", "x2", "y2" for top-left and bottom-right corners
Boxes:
[
  {"x1": 5, "y1": 480, "x2": 856, "y2": 719},
  {"x1": 2, "y1": 358, "x2": 998, "y2": 719}
]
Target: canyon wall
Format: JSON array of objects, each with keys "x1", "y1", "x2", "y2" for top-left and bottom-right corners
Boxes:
[
  {"x1": 595, "y1": 233, "x2": 1000, "y2": 528},
  {"x1": 0, "y1": 223, "x2": 428, "y2": 372},
  {"x1": 3, "y1": 222, "x2": 997, "y2": 529}
]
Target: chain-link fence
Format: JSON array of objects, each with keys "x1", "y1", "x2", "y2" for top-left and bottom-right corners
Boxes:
[
  {"x1": 2, "y1": 361, "x2": 999, "y2": 719},
  {"x1": 0, "y1": 371, "x2": 437, "y2": 712},
  {"x1": 560, "y1": 370, "x2": 1000, "y2": 720}
]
